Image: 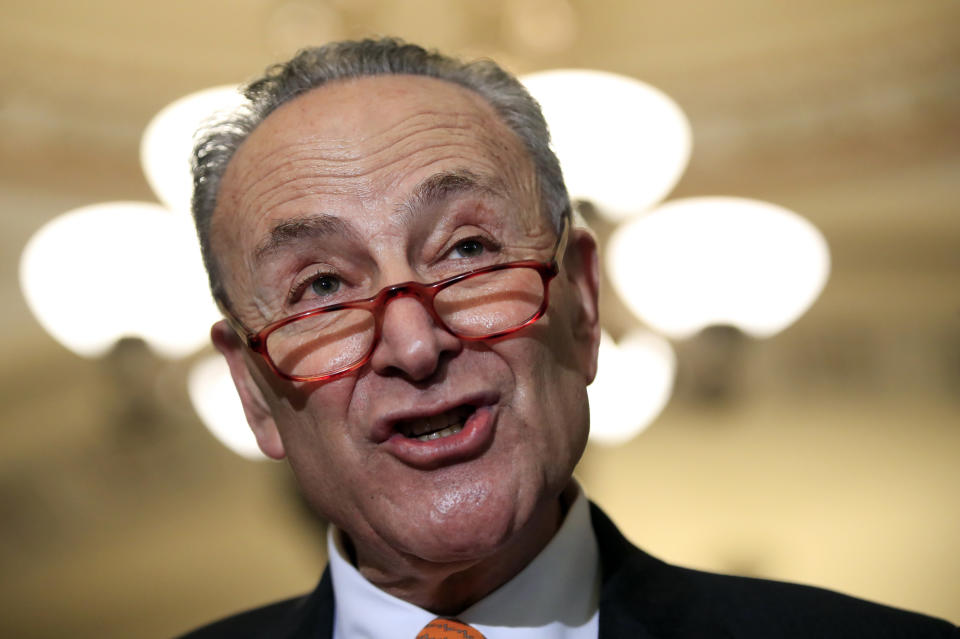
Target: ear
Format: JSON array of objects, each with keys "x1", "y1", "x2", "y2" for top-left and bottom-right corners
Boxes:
[
  {"x1": 563, "y1": 227, "x2": 602, "y2": 384},
  {"x1": 211, "y1": 320, "x2": 286, "y2": 460}
]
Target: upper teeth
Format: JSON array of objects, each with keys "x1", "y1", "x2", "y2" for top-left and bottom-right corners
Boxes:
[
  {"x1": 416, "y1": 424, "x2": 463, "y2": 442},
  {"x1": 398, "y1": 406, "x2": 472, "y2": 440}
]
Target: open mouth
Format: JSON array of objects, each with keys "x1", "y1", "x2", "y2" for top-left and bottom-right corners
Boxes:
[{"x1": 395, "y1": 405, "x2": 476, "y2": 442}]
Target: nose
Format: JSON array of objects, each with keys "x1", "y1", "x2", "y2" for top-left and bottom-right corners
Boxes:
[{"x1": 368, "y1": 294, "x2": 462, "y2": 382}]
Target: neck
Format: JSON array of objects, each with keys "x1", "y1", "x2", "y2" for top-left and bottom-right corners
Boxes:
[{"x1": 345, "y1": 484, "x2": 574, "y2": 615}]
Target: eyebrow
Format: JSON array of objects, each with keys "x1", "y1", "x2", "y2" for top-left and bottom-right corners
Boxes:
[
  {"x1": 398, "y1": 169, "x2": 507, "y2": 220},
  {"x1": 254, "y1": 214, "x2": 357, "y2": 264}
]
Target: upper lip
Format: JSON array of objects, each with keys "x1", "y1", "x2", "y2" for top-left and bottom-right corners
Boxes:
[{"x1": 370, "y1": 389, "x2": 500, "y2": 443}]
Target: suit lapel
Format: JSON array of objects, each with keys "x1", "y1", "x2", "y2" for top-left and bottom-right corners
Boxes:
[
  {"x1": 591, "y1": 502, "x2": 682, "y2": 639},
  {"x1": 275, "y1": 569, "x2": 335, "y2": 639}
]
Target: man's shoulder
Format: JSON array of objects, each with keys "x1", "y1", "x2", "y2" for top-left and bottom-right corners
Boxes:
[
  {"x1": 176, "y1": 573, "x2": 333, "y2": 639},
  {"x1": 667, "y1": 564, "x2": 958, "y2": 637},
  {"x1": 589, "y1": 503, "x2": 959, "y2": 637},
  {"x1": 177, "y1": 596, "x2": 303, "y2": 639}
]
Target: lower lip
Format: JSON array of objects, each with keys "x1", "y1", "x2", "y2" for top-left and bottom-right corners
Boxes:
[{"x1": 383, "y1": 405, "x2": 497, "y2": 469}]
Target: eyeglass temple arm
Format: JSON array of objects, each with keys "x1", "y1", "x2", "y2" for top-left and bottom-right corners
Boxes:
[
  {"x1": 214, "y1": 296, "x2": 259, "y2": 347},
  {"x1": 553, "y1": 214, "x2": 571, "y2": 268}
]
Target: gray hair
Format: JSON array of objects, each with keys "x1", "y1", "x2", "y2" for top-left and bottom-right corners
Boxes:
[{"x1": 192, "y1": 37, "x2": 570, "y2": 305}]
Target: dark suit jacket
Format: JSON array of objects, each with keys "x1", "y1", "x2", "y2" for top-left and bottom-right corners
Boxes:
[{"x1": 180, "y1": 504, "x2": 959, "y2": 638}]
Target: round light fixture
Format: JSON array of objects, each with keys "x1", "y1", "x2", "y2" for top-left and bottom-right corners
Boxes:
[
  {"x1": 588, "y1": 329, "x2": 676, "y2": 445},
  {"x1": 522, "y1": 69, "x2": 691, "y2": 220},
  {"x1": 140, "y1": 85, "x2": 246, "y2": 215},
  {"x1": 19, "y1": 201, "x2": 219, "y2": 358},
  {"x1": 188, "y1": 355, "x2": 266, "y2": 461},
  {"x1": 607, "y1": 197, "x2": 831, "y2": 339}
]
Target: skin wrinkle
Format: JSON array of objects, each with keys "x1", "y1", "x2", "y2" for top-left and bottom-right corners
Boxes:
[
  {"x1": 255, "y1": 214, "x2": 359, "y2": 264},
  {"x1": 210, "y1": 75, "x2": 600, "y2": 614},
  {"x1": 252, "y1": 129, "x2": 510, "y2": 198},
  {"x1": 233, "y1": 110, "x2": 486, "y2": 212},
  {"x1": 399, "y1": 170, "x2": 506, "y2": 218},
  {"x1": 231, "y1": 108, "x2": 520, "y2": 225}
]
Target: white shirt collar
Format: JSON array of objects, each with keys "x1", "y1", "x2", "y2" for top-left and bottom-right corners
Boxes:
[{"x1": 328, "y1": 483, "x2": 600, "y2": 639}]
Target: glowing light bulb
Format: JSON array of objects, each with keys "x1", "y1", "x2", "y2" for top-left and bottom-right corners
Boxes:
[
  {"x1": 140, "y1": 85, "x2": 246, "y2": 215},
  {"x1": 588, "y1": 330, "x2": 676, "y2": 445},
  {"x1": 522, "y1": 69, "x2": 691, "y2": 220},
  {"x1": 189, "y1": 355, "x2": 266, "y2": 461},
  {"x1": 19, "y1": 202, "x2": 219, "y2": 358},
  {"x1": 607, "y1": 197, "x2": 831, "y2": 339}
]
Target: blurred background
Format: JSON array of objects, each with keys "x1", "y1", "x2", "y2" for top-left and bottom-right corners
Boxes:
[{"x1": 2, "y1": 0, "x2": 958, "y2": 636}]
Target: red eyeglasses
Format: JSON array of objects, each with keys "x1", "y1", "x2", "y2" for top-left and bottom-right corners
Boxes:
[{"x1": 223, "y1": 218, "x2": 569, "y2": 382}]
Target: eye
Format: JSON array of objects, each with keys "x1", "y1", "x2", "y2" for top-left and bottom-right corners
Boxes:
[
  {"x1": 310, "y1": 274, "x2": 342, "y2": 297},
  {"x1": 289, "y1": 269, "x2": 346, "y2": 306},
  {"x1": 449, "y1": 238, "x2": 486, "y2": 259}
]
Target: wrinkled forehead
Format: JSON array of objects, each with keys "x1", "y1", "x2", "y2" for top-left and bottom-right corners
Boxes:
[{"x1": 210, "y1": 75, "x2": 544, "y2": 265}]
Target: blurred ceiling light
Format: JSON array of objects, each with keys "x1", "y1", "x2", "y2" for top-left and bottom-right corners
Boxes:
[
  {"x1": 504, "y1": 0, "x2": 578, "y2": 54},
  {"x1": 189, "y1": 355, "x2": 266, "y2": 461},
  {"x1": 588, "y1": 330, "x2": 676, "y2": 446},
  {"x1": 140, "y1": 85, "x2": 245, "y2": 215},
  {"x1": 607, "y1": 197, "x2": 831, "y2": 339},
  {"x1": 522, "y1": 69, "x2": 691, "y2": 221},
  {"x1": 19, "y1": 202, "x2": 219, "y2": 358}
]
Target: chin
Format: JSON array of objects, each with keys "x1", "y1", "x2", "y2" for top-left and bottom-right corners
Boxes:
[{"x1": 405, "y1": 477, "x2": 552, "y2": 565}]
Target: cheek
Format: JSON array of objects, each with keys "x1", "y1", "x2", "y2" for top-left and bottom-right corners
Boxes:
[
  {"x1": 529, "y1": 293, "x2": 593, "y2": 447},
  {"x1": 501, "y1": 331, "x2": 590, "y2": 452},
  {"x1": 274, "y1": 383, "x2": 372, "y2": 524},
  {"x1": 270, "y1": 378, "x2": 358, "y2": 469}
]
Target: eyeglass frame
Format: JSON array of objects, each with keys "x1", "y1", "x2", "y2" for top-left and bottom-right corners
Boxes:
[{"x1": 219, "y1": 215, "x2": 571, "y2": 383}]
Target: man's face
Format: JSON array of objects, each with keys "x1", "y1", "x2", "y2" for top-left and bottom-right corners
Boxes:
[{"x1": 210, "y1": 75, "x2": 600, "y2": 568}]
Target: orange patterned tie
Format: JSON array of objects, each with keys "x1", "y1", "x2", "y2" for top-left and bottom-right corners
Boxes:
[{"x1": 416, "y1": 617, "x2": 487, "y2": 639}]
